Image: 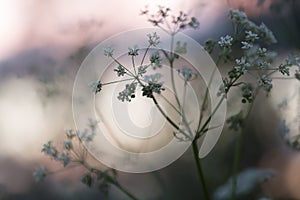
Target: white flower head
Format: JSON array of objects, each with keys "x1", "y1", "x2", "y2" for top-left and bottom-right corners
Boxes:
[{"x1": 218, "y1": 35, "x2": 233, "y2": 48}]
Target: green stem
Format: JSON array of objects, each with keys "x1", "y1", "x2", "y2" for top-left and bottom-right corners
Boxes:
[
  {"x1": 102, "y1": 78, "x2": 135, "y2": 86},
  {"x1": 197, "y1": 56, "x2": 221, "y2": 132},
  {"x1": 114, "y1": 182, "x2": 140, "y2": 200},
  {"x1": 168, "y1": 35, "x2": 182, "y2": 109},
  {"x1": 197, "y1": 95, "x2": 225, "y2": 139},
  {"x1": 140, "y1": 45, "x2": 150, "y2": 66},
  {"x1": 192, "y1": 140, "x2": 211, "y2": 200},
  {"x1": 230, "y1": 130, "x2": 242, "y2": 200},
  {"x1": 152, "y1": 96, "x2": 179, "y2": 130},
  {"x1": 230, "y1": 89, "x2": 258, "y2": 200}
]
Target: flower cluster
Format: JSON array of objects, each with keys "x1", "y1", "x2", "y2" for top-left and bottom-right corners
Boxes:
[
  {"x1": 35, "y1": 119, "x2": 99, "y2": 182},
  {"x1": 229, "y1": 10, "x2": 277, "y2": 44},
  {"x1": 117, "y1": 82, "x2": 137, "y2": 102},
  {"x1": 150, "y1": 51, "x2": 162, "y2": 69},
  {"x1": 147, "y1": 32, "x2": 160, "y2": 46},
  {"x1": 208, "y1": 8, "x2": 300, "y2": 102},
  {"x1": 141, "y1": 5, "x2": 199, "y2": 34},
  {"x1": 218, "y1": 35, "x2": 233, "y2": 49},
  {"x1": 81, "y1": 168, "x2": 117, "y2": 196}
]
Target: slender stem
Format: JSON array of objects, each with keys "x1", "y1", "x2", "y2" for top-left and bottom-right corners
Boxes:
[
  {"x1": 140, "y1": 45, "x2": 151, "y2": 66},
  {"x1": 192, "y1": 140, "x2": 211, "y2": 200},
  {"x1": 197, "y1": 95, "x2": 225, "y2": 138},
  {"x1": 81, "y1": 161, "x2": 140, "y2": 200},
  {"x1": 114, "y1": 182, "x2": 140, "y2": 200},
  {"x1": 132, "y1": 56, "x2": 137, "y2": 75},
  {"x1": 102, "y1": 78, "x2": 135, "y2": 86},
  {"x1": 152, "y1": 95, "x2": 179, "y2": 130},
  {"x1": 230, "y1": 130, "x2": 242, "y2": 200},
  {"x1": 230, "y1": 89, "x2": 257, "y2": 200},
  {"x1": 169, "y1": 36, "x2": 182, "y2": 110},
  {"x1": 160, "y1": 94, "x2": 181, "y2": 114},
  {"x1": 197, "y1": 56, "x2": 221, "y2": 132},
  {"x1": 111, "y1": 57, "x2": 135, "y2": 77}
]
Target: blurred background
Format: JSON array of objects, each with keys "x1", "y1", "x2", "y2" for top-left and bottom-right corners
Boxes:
[{"x1": 0, "y1": 0, "x2": 299, "y2": 199}]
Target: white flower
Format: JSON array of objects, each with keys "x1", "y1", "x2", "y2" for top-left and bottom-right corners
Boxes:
[
  {"x1": 241, "y1": 41, "x2": 253, "y2": 50},
  {"x1": 176, "y1": 68, "x2": 198, "y2": 81},
  {"x1": 33, "y1": 166, "x2": 47, "y2": 182},
  {"x1": 245, "y1": 31, "x2": 259, "y2": 42},
  {"x1": 218, "y1": 35, "x2": 233, "y2": 48},
  {"x1": 234, "y1": 57, "x2": 250, "y2": 74}
]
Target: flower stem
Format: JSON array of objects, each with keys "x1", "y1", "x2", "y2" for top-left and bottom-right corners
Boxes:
[
  {"x1": 114, "y1": 182, "x2": 140, "y2": 200},
  {"x1": 192, "y1": 140, "x2": 211, "y2": 200},
  {"x1": 230, "y1": 131, "x2": 242, "y2": 200},
  {"x1": 230, "y1": 90, "x2": 257, "y2": 200}
]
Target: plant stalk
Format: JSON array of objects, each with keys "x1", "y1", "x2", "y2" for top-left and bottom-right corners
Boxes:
[
  {"x1": 114, "y1": 182, "x2": 140, "y2": 200},
  {"x1": 192, "y1": 140, "x2": 211, "y2": 200}
]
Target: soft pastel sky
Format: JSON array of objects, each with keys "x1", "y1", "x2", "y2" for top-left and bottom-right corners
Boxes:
[{"x1": 0, "y1": 0, "x2": 231, "y2": 161}]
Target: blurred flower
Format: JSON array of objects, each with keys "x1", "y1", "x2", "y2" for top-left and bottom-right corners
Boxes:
[
  {"x1": 241, "y1": 41, "x2": 253, "y2": 50},
  {"x1": 33, "y1": 166, "x2": 47, "y2": 182},
  {"x1": 176, "y1": 68, "x2": 198, "y2": 81},
  {"x1": 213, "y1": 169, "x2": 275, "y2": 200},
  {"x1": 144, "y1": 73, "x2": 163, "y2": 83},
  {"x1": 65, "y1": 129, "x2": 76, "y2": 139},
  {"x1": 174, "y1": 41, "x2": 187, "y2": 54},
  {"x1": 42, "y1": 141, "x2": 58, "y2": 158},
  {"x1": 241, "y1": 84, "x2": 254, "y2": 103},
  {"x1": 258, "y1": 75, "x2": 272, "y2": 92},
  {"x1": 103, "y1": 47, "x2": 114, "y2": 57},
  {"x1": 128, "y1": 46, "x2": 139, "y2": 56},
  {"x1": 138, "y1": 65, "x2": 148, "y2": 76},
  {"x1": 229, "y1": 9, "x2": 247, "y2": 24},
  {"x1": 63, "y1": 140, "x2": 73, "y2": 150},
  {"x1": 150, "y1": 51, "x2": 162, "y2": 69},
  {"x1": 89, "y1": 80, "x2": 102, "y2": 94},
  {"x1": 245, "y1": 31, "x2": 259, "y2": 42},
  {"x1": 147, "y1": 32, "x2": 160, "y2": 46},
  {"x1": 279, "y1": 120, "x2": 290, "y2": 139},
  {"x1": 226, "y1": 111, "x2": 244, "y2": 131},
  {"x1": 258, "y1": 23, "x2": 277, "y2": 44},
  {"x1": 57, "y1": 151, "x2": 71, "y2": 167},
  {"x1": 114, "y1": 65, "x2": 126, "y2": 77}
]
